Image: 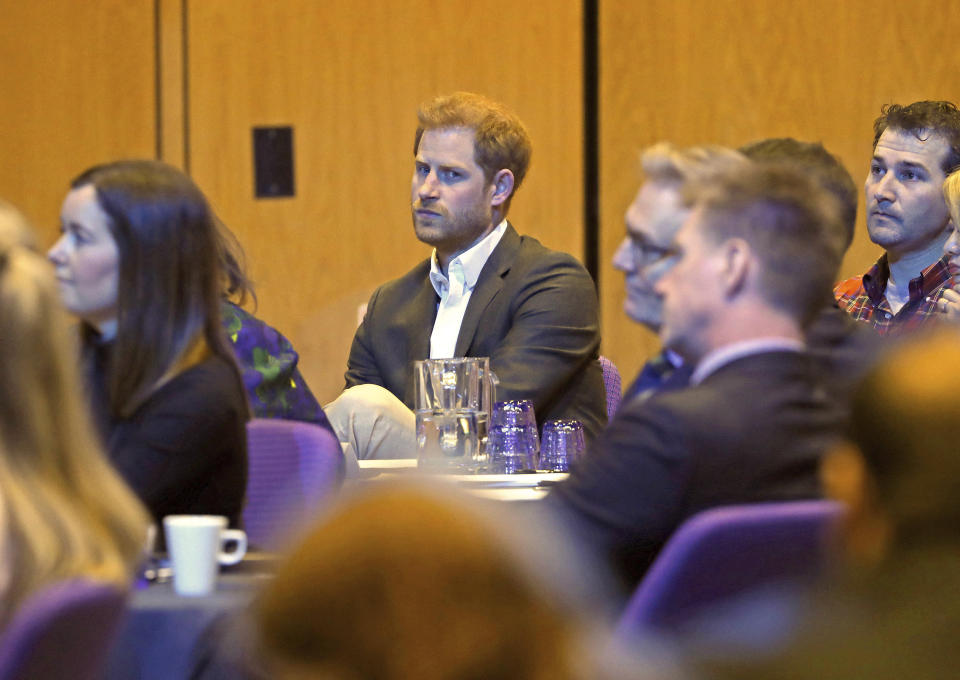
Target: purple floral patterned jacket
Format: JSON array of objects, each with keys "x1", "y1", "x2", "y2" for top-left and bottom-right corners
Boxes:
[{"x1": 222, "y1": 301, "x2": 335, "y2": 436}]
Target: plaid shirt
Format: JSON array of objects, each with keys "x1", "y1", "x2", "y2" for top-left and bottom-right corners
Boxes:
[{"x1": 834, "y1": 254, "x2": 952, "y2": 336}]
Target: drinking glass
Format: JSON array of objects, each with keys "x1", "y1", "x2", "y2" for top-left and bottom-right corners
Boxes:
[
  {"x1": 488, "y1": 399, "x2": 539, "y2": 473},
  {"x1": 539, "y1": 419, "x2": 586, "y2": 472},
  {"x1": 491, "y1": 400, "x2": 537, "y2": 429}
]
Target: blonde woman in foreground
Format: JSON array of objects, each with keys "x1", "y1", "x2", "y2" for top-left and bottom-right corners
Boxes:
[{"x1": 0, "y1": 201, "x2": 149, "y2": 628}]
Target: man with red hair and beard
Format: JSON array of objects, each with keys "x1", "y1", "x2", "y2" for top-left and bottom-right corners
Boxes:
[{"x1": 325, "y1": 92, "x2": 605, "y2": 462}]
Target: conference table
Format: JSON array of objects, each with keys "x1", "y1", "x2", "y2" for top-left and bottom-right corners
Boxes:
[
  {"x1": 103, "y1": 463, "x2": 566, "y2": 679},
  {"x1": 353, "y1": 458, "x2": 568, "y2": 501},
  {"x1": 103, "y1": 569, "x2": 268, "y2": 679}
]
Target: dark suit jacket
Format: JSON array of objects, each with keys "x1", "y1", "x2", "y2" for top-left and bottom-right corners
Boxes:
[
  {"x1": 547, "y1": 350, "x2": 845, "y2": 591},
  {"x1": 345, "y1": 224, "x2": 607, "y2": 441},
  {"x1": 804, "y1": 301, "x2": 885, "y2": 405},
  {"x1": 622, "y1": 301, "x2": 884, "y2": 410}
]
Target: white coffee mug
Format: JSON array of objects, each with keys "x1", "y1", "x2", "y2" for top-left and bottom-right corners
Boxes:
[{"x1": 163, "y1": 515, "x2": 247, "y2": 596}]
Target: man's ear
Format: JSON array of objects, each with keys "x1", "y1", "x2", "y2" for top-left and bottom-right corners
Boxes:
[
  {"x1": 719, "y1": 237, "x2": 750, "y2": 297},
  {"x1": 490, "y1": 169, "x2": 515, "y2": 207}
]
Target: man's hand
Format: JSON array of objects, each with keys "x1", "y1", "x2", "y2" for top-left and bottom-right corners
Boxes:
[{"x1": 935, "y1": 286, "x2": 960, "y2": 322}]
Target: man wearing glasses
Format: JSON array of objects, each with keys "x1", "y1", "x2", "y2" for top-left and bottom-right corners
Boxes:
[
  {"x1": 611, "y1": 143, "x2": 744, "y2": 402},
  {"x1": 548, "y1": 158, "x2": 849, "y2": 592},
  {"x1": 614, "y1": 140, "x2": 879, "y2": 407}
]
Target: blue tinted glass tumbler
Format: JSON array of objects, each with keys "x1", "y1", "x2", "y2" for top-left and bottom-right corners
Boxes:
[
  {"x1": 488, "y1": 400, "x2": 539, "y2": 473},
  {"x1": 539, "y1": 420, "x2": 585, "y2": 472}
]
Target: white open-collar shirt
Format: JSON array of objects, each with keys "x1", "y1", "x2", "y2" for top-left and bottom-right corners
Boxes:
[{"x1": 428, "y1": 220, "x2": 508, "y2": 358}]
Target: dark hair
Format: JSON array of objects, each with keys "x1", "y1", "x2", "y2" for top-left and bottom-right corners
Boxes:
[
  {"x1": 413, "y1": 92, "x2": 532, "y2": 212},
  {"x1": 213, "y1": 215, "x2": 256, "y2": 307},
  {"x1": 872, "y1": 101, "x2": 960, "y2": 174},
  {"x1": 740, "y1": 137, "x2": 857, "y2": 253},
  {"x1": 686, "y1": 162, "x2": 844, "y2": 326},
  {"x1": 71, "y1": 160, "x2": 241, "y2": 418}
]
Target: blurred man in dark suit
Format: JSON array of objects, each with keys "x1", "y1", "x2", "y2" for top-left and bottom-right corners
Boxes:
[
  {"x1": 549, "y1": 160, "x2": 848, "y2": 591},
  {"x1": 619, "y1": 139, "x2": 882, "y2": 408},
  {"x1": 611, "y1": 143, "x2": 744, "y2": 402},
  {"x1": 702, "y1": 327, "x2": 960, "y2": 679}
]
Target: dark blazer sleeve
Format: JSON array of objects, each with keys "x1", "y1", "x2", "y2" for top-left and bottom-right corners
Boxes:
[
  {"x1": 340, "y1": 227, "x2": 605, "y2": 438},
  {"x1": 485, "y1": 252, "x2": 601, "y2": 412},
  {"x1": 342, "y1": 259, "x2": 438, "y2": 406},
  {"x1": 456, "y1": 227, "x2": 606, "y2": 440},
  {"x1": 108, "y1": 358, "x2": 248, "y2": 527},
  {"x1": 545, "y1": 395, "x2": 692, "y2": 589},
  {"x1": 547, "y1": 352, "x2": 838, "y2": 591},
  {"x1": 344, "y1": 285, "x2": 388, "y2": 389}
]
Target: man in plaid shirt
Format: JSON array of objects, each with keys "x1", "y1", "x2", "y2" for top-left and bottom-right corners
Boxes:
[{"x1": 835, "y1": 101, "x2": 960, "y2": 335}]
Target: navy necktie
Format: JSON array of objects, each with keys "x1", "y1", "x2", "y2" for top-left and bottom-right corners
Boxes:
[{"x1": 623, "y1": 349, "x2": 678, "y2": 402}]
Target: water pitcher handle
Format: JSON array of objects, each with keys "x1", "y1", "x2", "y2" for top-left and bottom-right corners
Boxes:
[{"x1": 484, "y1": 368, "x2": 499, "y2": 409}]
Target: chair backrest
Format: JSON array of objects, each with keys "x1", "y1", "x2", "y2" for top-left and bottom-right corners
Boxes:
[
  {"x1": 244, "y1": 418, "x2": 344, "y2": 549},
  {"x1": 0, "y1": 579, "x2": 127, "y2": 680},
  {"x1": 618, "y1": 500, "x2": 843, "y2": 635},
  {"x1": 598, "y1": 355, "x2": 622, "y2": 419}
]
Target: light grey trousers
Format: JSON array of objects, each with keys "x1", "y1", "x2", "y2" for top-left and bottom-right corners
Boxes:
[{"x1": 323, "y1": 384, "x2": 417, "y2": 471}]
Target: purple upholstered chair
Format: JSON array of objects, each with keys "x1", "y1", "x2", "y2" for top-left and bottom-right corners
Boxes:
[
  {"x1": 0, "y1": 579, "x2": 127, "y2": 680},
  {"x1": 599, "y1": 355, "x2": 622, "y2": 419},
  {"x1": 244, "y1": 418, "x2": 345, "y2": 549},
  {"x1": 618, "y1": 500, "x2": 844, "y2": 636}
]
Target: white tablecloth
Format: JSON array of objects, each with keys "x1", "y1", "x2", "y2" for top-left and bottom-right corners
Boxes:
[{"x1": 355, "y1": 459, "x2": 566, "y2": 501}]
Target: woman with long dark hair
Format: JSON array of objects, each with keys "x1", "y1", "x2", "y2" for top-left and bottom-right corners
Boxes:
[{"x1": 47, "y1": 160, "x2": 249, "y2": 529}]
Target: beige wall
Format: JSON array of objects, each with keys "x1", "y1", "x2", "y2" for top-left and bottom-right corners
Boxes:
[
  {"x1": 3, "y1": 0, "x2": 960, "y2": 401},
  {"x1": 0, "y1": 1, "x2": 156, "y2": 235},
  {"x1": 600, "y1": 0, "x2": 960, "y2": 384},
  {"x1": 183, "y1": 0, "x2": 584, "y2": 403}
]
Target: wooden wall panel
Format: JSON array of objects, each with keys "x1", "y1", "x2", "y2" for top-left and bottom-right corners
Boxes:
[
  {"x1": 0, "y1": 1, "x2": 156, "y2": 243},
  {"x1": 158, "y1": 0, "x2": 186, "y2": 169},
  {"x1": 600, "y1": 0, "x2": 960, "y2": 385},
  {"x1": 186, "y1": 0, "x2": 584, "y2": 403}
]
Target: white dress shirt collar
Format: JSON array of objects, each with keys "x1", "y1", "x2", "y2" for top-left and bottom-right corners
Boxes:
[
  {"x1": 427, "y1": 220, "x2": 508, "y2": 358},
  {"x1": 429, "y1": 220, "x2": 508, "y2": 296},
  {"x1": 690, "y1": 337, "x2": 805, "y2": 385}
]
